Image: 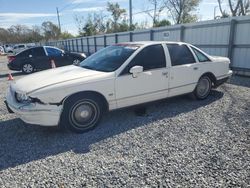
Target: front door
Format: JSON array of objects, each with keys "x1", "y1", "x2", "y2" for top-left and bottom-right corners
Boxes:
[{"x1": 115, "y1": 44, "x2": 169, "y2": 108}]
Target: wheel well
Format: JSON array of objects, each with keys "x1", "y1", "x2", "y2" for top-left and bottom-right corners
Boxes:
[
  {"x1": 201, "y1": 72, "x2": 217, "y2": 86},
  {"x1": 63, "y1": 91, "x2": 109, "y2": 112}
]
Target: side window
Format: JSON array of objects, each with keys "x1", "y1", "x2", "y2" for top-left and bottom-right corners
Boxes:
[
  {"x1": 167, "y1": 44, "x2": 195, "y2": 66},
  {"x1": 121, "y1": 44, "x2": 166, "y2": 74},
  {"x1": 32, "y1": 47, "x2": 45, "y2": 57},
  {"x1": 46, "y1": 47, "x2": 62, "y2": 57},
  {"x1": 17, "y1": 49, "x2": 32, "y2": 58},
  {"x1": 191, "y1": 47, "x2": 210, "y2": 62}
]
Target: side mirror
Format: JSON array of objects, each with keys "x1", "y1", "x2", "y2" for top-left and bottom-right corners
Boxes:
[{"x1": 129, "y1": 65, "x2": 143, "y2": 78}]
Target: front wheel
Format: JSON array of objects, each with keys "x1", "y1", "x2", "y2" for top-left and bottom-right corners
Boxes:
[
  {"x1": 73, "y1": 59, "x2": 81, "y2": 65},
  {"x1": 193, "y1": 76, "x2": 212, "y2": 100},
  {"x1": 60, "y1": 94, "x2": 103, "y2": 133}
]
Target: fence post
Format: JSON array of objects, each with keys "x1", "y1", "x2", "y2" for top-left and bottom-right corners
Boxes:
[
  {"x1": 150, "y1": 30, "x2": 154, "y2": 41},
  {"x1": 71, "y1": 39, "x2": 74, "y2": 51},
  {"x1": 180, "y1": 25, "x2": 185, "y2": 42},
  {"x1": 228, "y1": 19, "x2": 236, "y2": 62},
  {"x1": 104, "y1": 35, "x2": 107, "y2": 47},
  {"x1": 76, "y1": 39, "x2": 79, "y2": 52},
  {"x1": 94, "y1": 36, "x2": 97, "y2": 52},
  {"x1": 129, "y1": 32, "x2": 133, "y2": 42},
  {"x1": 81, "y1": 38, "x2": 84, "y2": 52},
  {"x1": 115, "y1": 34, "x2": 118, "y2": 43},
  {"x1": 65, "y1": 40, "x2": 68, "y2": 51},
  {"x1": 86, "y1": 37, "x2": 90, "y2": 55},
  {"x1": 68, "y1": 40, "x2": 71, "y2": 51}
]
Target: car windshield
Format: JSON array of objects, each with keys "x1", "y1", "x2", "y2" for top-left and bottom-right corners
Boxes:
[{"x1": 79, "y1": 44, "x2": 140, "y2": 72}]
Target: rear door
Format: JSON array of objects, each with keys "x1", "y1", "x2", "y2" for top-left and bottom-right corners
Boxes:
[
  {"x1": 45, "y1": 47, "x2": 70, "y2": 67},
  {"x1": 31, "y1": 47, "x2": 50, "y2": 70},
  {"x1": 166, "y1": 43, "x2": 201, "y2": 97}
]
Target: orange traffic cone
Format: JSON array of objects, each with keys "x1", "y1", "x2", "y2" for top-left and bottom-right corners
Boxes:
[
  {"x1": 51, "y1": 59, "x2": 56, "y2": 69},
  {"x1": 8, "y1": 73, "x2": 14, "y2": 81}
]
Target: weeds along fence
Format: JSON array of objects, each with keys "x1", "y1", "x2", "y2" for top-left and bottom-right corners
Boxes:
[{"x1": 46, "y1": 15, "x2": 250, "y2": 75}]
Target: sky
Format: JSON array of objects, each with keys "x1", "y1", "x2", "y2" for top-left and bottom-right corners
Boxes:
[{"x1": 0, "y1": 0, "x2": 224, "y2": 35}]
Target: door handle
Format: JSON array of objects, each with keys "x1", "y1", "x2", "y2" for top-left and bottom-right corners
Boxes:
[
  {"x1": 162, "y1": 71, "x2": 168, "y2": 77},
  {"x1": 193, "y1": 67, "x2": 198, "y2": 70}
]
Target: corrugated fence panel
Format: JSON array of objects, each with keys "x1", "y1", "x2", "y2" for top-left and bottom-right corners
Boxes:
[
  {"x1": 233, "y1": 48, "x2": 250, "y2": 69},
  {"x1": 46, "y1": 15, "x2": 250, "y2": 72},
  {"x1": 96, "y1": 36, "x2": 104, "y2": 50},
  {"x1": 118, "y1": 34, "x2": 130, "y2": 42},
  {"x1": 234, "y1": 21, "x2": 250, "y2": 45},
  {"x1": 199, "y1": 47, "x2": 228, "y2": 57},
  {"x1": 133, "y1": 32, "x2": 150, "y2": 41},
  {"x1": 106, "y1": 35, "x2": 116, "y2": 45},
  {"x1": 153, "y1": 29, "x2": 180, "y2": 41},
  {"x1": 184, "y1": 25, "x2": 230, "y2": 45}
]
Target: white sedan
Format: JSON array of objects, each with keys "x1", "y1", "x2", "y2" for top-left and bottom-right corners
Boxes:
[{"x1": 5, "y1": 41, "x2": 232, "y2": 133}]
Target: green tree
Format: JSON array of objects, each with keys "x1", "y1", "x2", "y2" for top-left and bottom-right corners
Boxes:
[
  {"x1": 164, "y1": 0, "x2": 201, "y2": 24},
  {"x1": 107, "y1": 2, "x2": 126, "y2": 32},
  {"x1": 147, "y1": 0, "x2": 166, "y2": 27},
  {"x1": 41, "y1": 21, "x2": 60, "y2": 41},
  {"x1": 60, "y1": 31, "x2": 74, "y2": 39},
  {"x1": 154, "y1": 19, "x2": 171, "y2": 27}
]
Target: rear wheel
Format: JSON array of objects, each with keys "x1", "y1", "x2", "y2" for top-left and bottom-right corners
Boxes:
[
  {"x1": 22, "y1": 63, "x2": 34, "y2": 74},
  {"x1": 193, "y1": 75, "x2": 212, "y2": 100},
  {"x1": 60, "y1": 94, "x2": 103, "y2": 133}
]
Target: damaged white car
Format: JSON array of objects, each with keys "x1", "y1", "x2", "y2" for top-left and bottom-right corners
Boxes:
[{"x1": 5, "y1": 41, "x2": 232, "y2": 133}]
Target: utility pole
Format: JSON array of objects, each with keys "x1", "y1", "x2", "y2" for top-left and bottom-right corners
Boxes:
[
  {"x1": 129, "y1": 0, "x2": 133, "y2": 30},
  {"x1": 56, "y1": 7, "x2": 61, "y2": 33},
  {"x1": 214, "y1": 6, "x2": 218, "y2": 19}
]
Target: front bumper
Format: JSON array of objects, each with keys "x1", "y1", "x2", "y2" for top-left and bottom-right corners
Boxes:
[{"x1": 5, "y1": 87, "x2": 62, "y2": 126}]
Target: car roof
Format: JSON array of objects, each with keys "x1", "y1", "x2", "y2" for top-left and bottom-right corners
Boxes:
[{"x1": 116, "y1": 41, "x2": 190, "y2": 46}]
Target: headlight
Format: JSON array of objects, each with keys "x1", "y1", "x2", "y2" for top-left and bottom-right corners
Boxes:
[{"x1": 15, "y1": 92, "x2": 32, "y2": 103}]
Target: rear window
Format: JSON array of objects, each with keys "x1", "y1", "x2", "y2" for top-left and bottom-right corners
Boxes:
[
  {"x1": 167, "y1": 44, "x2": 195, "y2": 66},
  {"x1": 17, "y1": 49, "x2": 32, "y2": 58},
  {"x1": 191, "y1": 47, "x2": 210, "y2": 62}
]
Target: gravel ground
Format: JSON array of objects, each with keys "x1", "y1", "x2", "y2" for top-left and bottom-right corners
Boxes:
[{"x1": 0, "y1": 55, "x2": 249, "y2": 187}]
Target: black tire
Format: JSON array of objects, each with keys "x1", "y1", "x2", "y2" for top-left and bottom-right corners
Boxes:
[
  {"x1": 60, "y1": 93, "x2": 104, "y2": 133},
  {"x1": 22, "y1": 63, "x2": 34, "y2": 74},
  {"x1": 193, "y1": 75, "x2": 212, "y2": 100}
]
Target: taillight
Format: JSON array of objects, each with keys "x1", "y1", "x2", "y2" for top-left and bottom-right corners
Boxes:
[{"x1": 7, "y1": 56, "x2": 15, "y2": 63}]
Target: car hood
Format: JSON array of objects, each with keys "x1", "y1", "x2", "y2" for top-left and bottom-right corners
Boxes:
[{"x1": 12, "y1": 65, "x2": 111, "y2": 94}]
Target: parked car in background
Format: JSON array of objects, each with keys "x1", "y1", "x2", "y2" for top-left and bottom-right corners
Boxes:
[
  {"x1": 7, "y1": 46, "x2": 86, "y2": 74},
  {"x1": 2, "y1": 44, "x2": 13, "y2": 53},
  {"x1": 12, "y1": 44, "x2": 28, "y2": 54},
  {"x1": 0, "y1": 46, "x2": 6, "y2": 55},
  {"x1": 5, "y1": 41, "x2": 232, "y2": 133}
]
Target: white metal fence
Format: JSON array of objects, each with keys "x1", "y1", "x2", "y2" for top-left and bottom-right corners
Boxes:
[{"x1": 46, "y1": 15, "x2": 250, "y2": 72}]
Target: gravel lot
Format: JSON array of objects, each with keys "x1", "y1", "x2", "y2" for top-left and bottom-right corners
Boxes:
[{"x1": 0, "y1": 55, "x2": 249, "y2": 187}]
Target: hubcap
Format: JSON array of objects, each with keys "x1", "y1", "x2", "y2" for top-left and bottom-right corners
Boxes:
[
  {"x1": 70, "y1": 101, "x2": 97, "y2": 128},
  {"x1": 197, "y1": 78, "x2": 210, "y2": 97},
  {"x1": 23, "y1": 64, "x2": 33, "y2": 73},
  {"x1": 73, "y1": 59, "x2": 80, "y2": 65}
]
